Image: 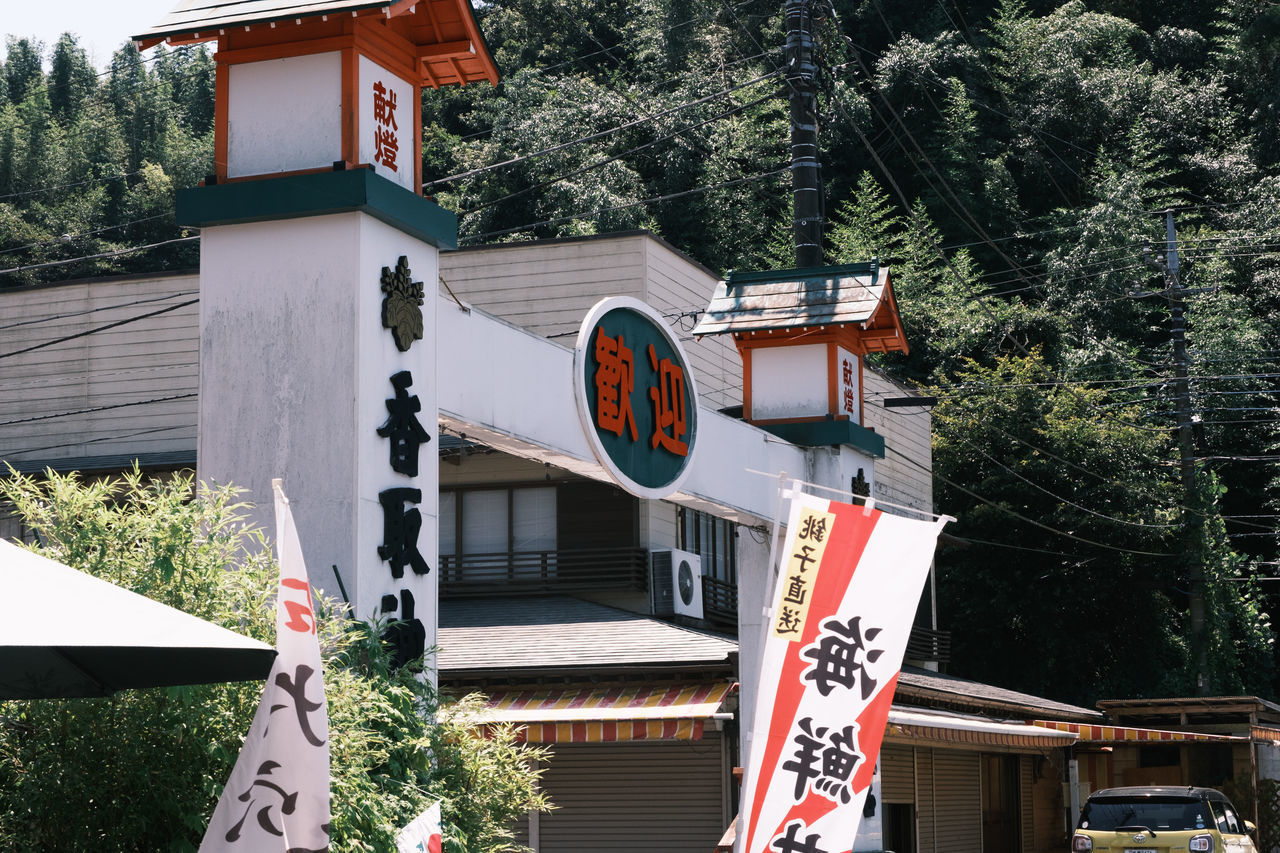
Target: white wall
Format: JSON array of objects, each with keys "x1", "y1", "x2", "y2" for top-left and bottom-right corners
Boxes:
[
  {"x1": 862, "y1": 368, "x2": 933, "y2": 516},
  {"x1": 0, "y1": 273, "x2": 199, "y2": 471},
  {"x1": 750, "y1": 344, "x2": 828, "y2": 420},
  {"x1": 199, "y1": 212, "x2": 438, "y2": 648},
  {"x1": 439, "y1": 232, "x2": 742, "y2": 412},
  {"x1": 228, "y1": 53, "x2": 342, "y2": 178}
]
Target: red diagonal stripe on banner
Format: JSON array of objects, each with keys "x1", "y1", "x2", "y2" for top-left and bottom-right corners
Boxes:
[
  {"x1": 757, "y1": 651, "x2": 901, "y2": 850},
  {"x1": 852, "y1": 672, "x2": 898, "y2": 792},
  {"x1": 745, "y1": 501, "x2": 880, "y2": 851}
]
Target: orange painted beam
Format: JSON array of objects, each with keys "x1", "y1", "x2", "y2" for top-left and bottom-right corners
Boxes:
[{"x1": 417, "y1": 39, "x2": 473, "y2": 59}]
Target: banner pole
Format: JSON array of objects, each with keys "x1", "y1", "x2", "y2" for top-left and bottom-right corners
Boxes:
[{"x1": 736, "y1": 471, "x2": 796, "y2": 853}]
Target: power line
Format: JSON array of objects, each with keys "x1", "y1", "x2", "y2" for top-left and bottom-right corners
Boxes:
[
  {"x1": 955, "y1": 433, "x2": 1179, "y2": 529},
  {"x1": 0, "y1": 212, "x2": 186, "y2": 256},
  {"x1": 0, "y1": 289, "x2": 197, "y2": 332},
  {"x1": 460, "y1": 166, "x2": 788, "y2": 243},
  {"x1": 0, "y1": 424, "x2": 192, "y2": 461},
  {"x1": 459, "y1": 87, "x2": 782, "y2": 218},
  {"x1": 0, "y1": 236, "x2": 198, "y2": 278},
  {"x1": 888, "y1": 445, "x2": 1175, "y2": 557},
  {"x1": 0, "y1": 393, "x2": 197, "y2": 428},
  {"x1": 0, "y1": 298, "x2": 198, "y2": 360},
  {"x1": 424, "y1": 69, "x2": 782, "y2": 190}
]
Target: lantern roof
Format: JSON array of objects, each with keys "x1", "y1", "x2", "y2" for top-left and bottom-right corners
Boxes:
[
  {"x1": 692, "y1": 261, "x2": 909, "y2": 354},
  {"x1": 133, "y1": 0, "x2": 499, "y2": 87}
]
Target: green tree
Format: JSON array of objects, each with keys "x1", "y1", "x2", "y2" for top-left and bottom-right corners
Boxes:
[
  {"x1": 0, "y1": 470, "x2": 549, "y2": 852},
  {"x1": 3, "y1": 37, "x2": 43, "y2": 107},
  {"x1": 48, "y1": 34, "x2": 97, "y2": 122}
]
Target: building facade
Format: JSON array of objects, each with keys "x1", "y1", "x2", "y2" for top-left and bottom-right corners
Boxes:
[{"x1": 2, "y1": 232, "x2": 1116, "y2": 853}]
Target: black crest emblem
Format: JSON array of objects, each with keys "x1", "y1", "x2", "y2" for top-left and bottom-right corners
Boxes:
[{"x1": 380, "y1": 256, "x2": 424, "y2": 352}]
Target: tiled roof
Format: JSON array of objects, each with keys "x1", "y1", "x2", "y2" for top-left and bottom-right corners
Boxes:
[
  {"x1": 135, "y1": 0, "x2": 389, "y2": 40},
  {"x1": 133, "y1": 0, "x2": 502, "y2": 92},
  {"x1": 437, "y1": 596, "x2": 737, "y2": 677},
  {"x1": 691, "y1": 263, "x2": 887, "y2": 336},
  {"x1": 435, "y1": 598, "x2": 1099, "y2": 721},
  {"x1": 897, "y1": 666, "x2": 1101, "y2": 721}
]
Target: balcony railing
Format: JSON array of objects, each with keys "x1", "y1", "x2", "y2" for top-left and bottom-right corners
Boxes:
[
  {"x1": 905, "y1": 625, "x2": 952, "y2": 666},
  {"x1": 702, "y1": 575, "x2": 738, "y2": 628},
  {"x1": 439, "y1": 546, "x2": 649, "y2": 597}
]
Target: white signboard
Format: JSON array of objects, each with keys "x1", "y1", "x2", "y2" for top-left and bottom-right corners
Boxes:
[
  {"x1": 837, "y1": 346, "x2": 860, "y2": 424},
  {"x1": 359, "y1": 55, "x2": 416, "y2": 191}
]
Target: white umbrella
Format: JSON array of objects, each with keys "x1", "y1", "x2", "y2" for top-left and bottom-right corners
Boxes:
[{"x1": 0, "y1": 538, "x2": 276, "y2": 699}]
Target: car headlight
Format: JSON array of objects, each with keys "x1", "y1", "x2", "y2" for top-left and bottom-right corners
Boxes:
[
  {"x1": 1189, "y1": 834, "x2": 1214, "y2": 852},
  {"x1": 1071, "y1": 834, "x2": 1093, "y2": 852}
]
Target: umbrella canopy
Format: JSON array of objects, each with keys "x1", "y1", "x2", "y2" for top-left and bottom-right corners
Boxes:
[{"x1": 0, "y1": 539, "x2": 277, "y2": 699}]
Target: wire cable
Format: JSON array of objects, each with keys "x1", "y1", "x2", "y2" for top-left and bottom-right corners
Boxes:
[{"x1": 423, "y1": 69, "x2": 782, "y2": 190}]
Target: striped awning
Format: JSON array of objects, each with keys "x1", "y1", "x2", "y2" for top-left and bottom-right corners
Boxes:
[
  {"x1": 887, "y1": 709, "x2": 1077, "y2": 749},
  {"x1": 479, "y1": 682, "x2": 736, "y2": 743},
  {"x1": 1033, "y1": 720, "x2": 1246, "y2": 743},
  {"x1": 1253, "y1": 726, "x2": 1280, "y2": 743}
]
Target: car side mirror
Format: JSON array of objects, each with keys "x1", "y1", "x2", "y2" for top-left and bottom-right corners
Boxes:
[{"x1": 1245, "y1": 820, "x2": 1257, "y2": 834}]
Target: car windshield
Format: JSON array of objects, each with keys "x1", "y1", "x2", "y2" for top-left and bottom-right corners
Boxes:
[{"x1": 1079, "y1": 797, "x2": 1212, "y2": 832}]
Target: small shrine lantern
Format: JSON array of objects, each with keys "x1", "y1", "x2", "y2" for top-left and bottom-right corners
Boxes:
[
  {"x1": 128, "y1": 2, "x2": 498, "y2": 639},
  {"x1": 692, "y1": 262, "x2": 908, "y2": 456},
  {"x1": 134, "y1": 0, "x2": 499, "y2": 193}
]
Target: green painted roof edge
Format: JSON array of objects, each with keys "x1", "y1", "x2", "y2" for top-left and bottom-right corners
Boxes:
[
  {"x1": 176, "y1": 169, "x2": 458, "y2": 249},
  {"x1": 724, "y1": 260, "x2": 880, "y2": 286},
  {"x1": 758, "y1": 419, "x2": 886, "y2": 458}
]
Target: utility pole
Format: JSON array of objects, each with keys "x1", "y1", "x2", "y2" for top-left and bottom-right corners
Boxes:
[
  {"x1": 1146, "y1": 210, "x2": 1209, "y2": 695},
  {"x1": 785, "y1": 0, "x2": 823, "y2": 268}
]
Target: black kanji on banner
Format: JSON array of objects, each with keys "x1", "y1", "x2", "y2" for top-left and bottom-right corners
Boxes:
[{"x1": 801, "y1": 615, "x2": 884, "y2": 699}]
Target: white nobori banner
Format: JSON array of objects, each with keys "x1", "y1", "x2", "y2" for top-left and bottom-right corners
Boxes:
[
  {"x1": 200, "y1": 479, "x2": 331, "y2": 853},
  {"x1": 738, "y1": 489, "x2": 947, "y2": 853}
]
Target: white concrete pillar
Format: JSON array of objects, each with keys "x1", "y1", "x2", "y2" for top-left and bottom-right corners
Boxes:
[
  {"x1": 186, "y1": 171, "x2": 450, "y2": 679},
  {"x1": 736, "y1": 515, "x2": 782, "y2": 760}
]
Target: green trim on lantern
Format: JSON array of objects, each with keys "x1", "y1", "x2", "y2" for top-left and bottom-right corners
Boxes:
[
  {"x1": 758, "y1": 419, "x2": 886, "y2": 458},
  {"x1": 176, "y1": 168, "x2": 458, "y2": 249}
]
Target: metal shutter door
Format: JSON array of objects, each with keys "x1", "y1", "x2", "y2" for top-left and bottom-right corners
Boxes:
[
  {"x1": 1020, "y1": 755, "x2": 1035, "y2": 853},
  {"x1": 916, "y1": 748, "x2": 936, "y2": 853},
  {"x1": 512, "y1": 814, "x2": 530, "y2": 848},
  {"x1": 932, "y1": 750, "x2": 981, "y2": 853},
  {"x1": 537, "y1": 734, "x2": 725, "y2": 853},
  {"x1": 881, "y1": 745, "x2": 916, "y2": 804}
]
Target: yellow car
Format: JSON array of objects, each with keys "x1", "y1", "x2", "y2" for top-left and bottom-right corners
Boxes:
[{"x1": 1072, "y1": 786, "x2": 1257, "y2": 853}]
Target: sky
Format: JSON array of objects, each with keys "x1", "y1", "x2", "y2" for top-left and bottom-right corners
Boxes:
[{"x1": 3, "y1": 0, "x2": 178, "y2": 69}]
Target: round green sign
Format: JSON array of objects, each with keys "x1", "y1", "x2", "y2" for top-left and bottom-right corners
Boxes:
[{"x1": 573, "y1": 297, "x2": 699, "y2": 499}]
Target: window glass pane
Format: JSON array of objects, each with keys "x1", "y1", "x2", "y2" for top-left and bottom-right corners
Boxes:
[
  {"x1": 703, "y1": 515, "x2": 716, "y2": 577},
  {"x1": 439, "y1": 492, "x2": 456, "y2": 556},
  {"x1": 513, "y1": 487, "x2": 556, "y2": 552},
  {"x1": 728, "y1": 522, "x2": 737, "y2": 584},
  {"x1": 716, "y1": 519, "x2": 730, "y2": 579},
  {"x1": 462, "y1": 490, "x2": 508, "y2": 558}
]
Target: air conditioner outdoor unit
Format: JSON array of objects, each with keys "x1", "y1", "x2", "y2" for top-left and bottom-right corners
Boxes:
[{"x1": 650, "y1": 549, "x2": 704, "y2": 620}]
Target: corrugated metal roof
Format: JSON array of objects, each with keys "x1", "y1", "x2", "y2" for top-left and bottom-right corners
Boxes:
[
  {"x1": 897, "y1": 665, "x2": 1101, "y2": 721},
  {"x1": 691, "y1": 262, "x2": 887, "y2": 336},
  {"x1": 438, "y1": 596, "x2": 737, "y2": 676},
  {"x1": 889, "y1": 708, "x2": 1078, "y2": 749},
  {"x1": 134, "y1": 0, "x2": 388, "y2": 40}
]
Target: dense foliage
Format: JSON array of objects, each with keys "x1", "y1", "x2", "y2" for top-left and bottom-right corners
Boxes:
[
  {"x1": 0, "y1": 471, "x2": 548, "y2": 852},
  {"x1": 3, "y1": 0, "x2": 1280, "y2": 704}
]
